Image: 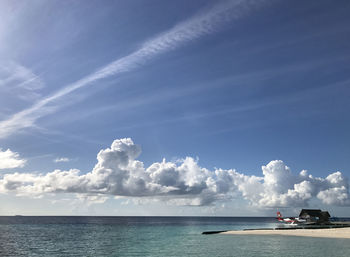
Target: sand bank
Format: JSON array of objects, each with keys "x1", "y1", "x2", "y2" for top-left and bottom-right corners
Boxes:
[{"x1": 221, "y1": 227, "x2": 350, "y2": 239}]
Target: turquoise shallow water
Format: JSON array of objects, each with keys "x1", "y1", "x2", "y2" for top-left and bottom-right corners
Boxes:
[{"x1": 0, "y1": 217, "x2": 349, "y2": 256}]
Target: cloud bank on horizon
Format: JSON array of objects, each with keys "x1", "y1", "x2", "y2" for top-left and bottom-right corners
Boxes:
[{"x1": 0, "y1": 138, "x2": 349, "y2": 207}]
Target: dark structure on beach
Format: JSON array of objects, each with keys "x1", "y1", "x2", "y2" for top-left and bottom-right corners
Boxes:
[{"x1": 299, "y1": 209, "x2": 330, "y2": 224}]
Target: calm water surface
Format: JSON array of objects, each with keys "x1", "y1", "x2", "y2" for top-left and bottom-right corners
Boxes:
[{"x1": 0, "y1": 216, "x2": 349, "y2": 257}]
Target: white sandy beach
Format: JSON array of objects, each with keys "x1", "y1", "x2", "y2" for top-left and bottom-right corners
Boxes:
[{"x1": 221, "y1": 227, "x2": 350, "y2": 239}]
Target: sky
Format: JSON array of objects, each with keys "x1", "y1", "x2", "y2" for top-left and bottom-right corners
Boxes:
[{"x1": 0, "y1": 0, "x2": 350, "y2": 216}]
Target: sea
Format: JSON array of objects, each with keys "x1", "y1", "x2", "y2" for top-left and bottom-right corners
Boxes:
[{"x1": 0, "y1": 216, "x2": 349, "y2": 257}]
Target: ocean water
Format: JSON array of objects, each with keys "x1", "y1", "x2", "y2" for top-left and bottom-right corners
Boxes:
[{"x1": 0, "y1": 216, "x2": 349, "y2": 257}]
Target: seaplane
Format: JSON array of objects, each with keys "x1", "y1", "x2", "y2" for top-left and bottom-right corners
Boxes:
[{"x1": 276, "y1": 211, "x2": 307, "y2": 225}]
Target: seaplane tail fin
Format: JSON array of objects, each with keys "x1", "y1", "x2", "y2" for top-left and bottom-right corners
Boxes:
[{"x1": 277, "y1": 211, "x2": 283, "y2": 221}]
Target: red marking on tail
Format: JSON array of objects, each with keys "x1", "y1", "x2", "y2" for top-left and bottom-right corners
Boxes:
[{"x1": 277, "y1": 211, "x2": 283, "y2": 221}]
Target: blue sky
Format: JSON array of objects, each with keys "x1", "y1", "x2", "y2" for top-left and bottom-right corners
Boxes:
[{"x1": 0, "y1": 0, "x2": 349, "y2": 216}]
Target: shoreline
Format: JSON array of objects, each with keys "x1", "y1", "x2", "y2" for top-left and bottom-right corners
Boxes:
[{"x1": 220, "y1": 227, "x2": 350, "y2": 239}]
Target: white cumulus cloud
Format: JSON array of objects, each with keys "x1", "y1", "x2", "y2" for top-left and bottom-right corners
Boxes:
[
  {"x1": 0, "y1": 138, "x2": 349, "y2": 207},
  {"x1": 0, "y1": 148, "x2": 26, "y2": 170}
]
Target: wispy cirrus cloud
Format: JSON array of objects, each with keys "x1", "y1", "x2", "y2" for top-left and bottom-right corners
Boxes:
[
  {"x1": 0, "y1": 62, "x2": 44, "y2": 102},
  {"x1": 54, "y1": 157, "x2": 70, "y2": 163},
  {"x1": 0, "y1": 0, "x2": 268, "y2": 139}
]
